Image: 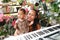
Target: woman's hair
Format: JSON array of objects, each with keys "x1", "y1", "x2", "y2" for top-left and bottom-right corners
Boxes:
[
  {"x1": 18, "y1": 8, "x2": 26, "y2": 14},
  {"x1": 35, "y1": 2, "x2": 39, "y2": 6},
  {"x1": 31, "y1": 9, "x2": 40, "y2": 31}
]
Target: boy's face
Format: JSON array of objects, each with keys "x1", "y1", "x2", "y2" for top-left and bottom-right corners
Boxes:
[{"x1": 18, "y1": 11, "x2": 25, "y2": 19}]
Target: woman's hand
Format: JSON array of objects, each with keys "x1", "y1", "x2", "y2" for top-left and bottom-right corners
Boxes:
[{"x1": 29, "y1": 21, "x2": 34, "y2": 26}]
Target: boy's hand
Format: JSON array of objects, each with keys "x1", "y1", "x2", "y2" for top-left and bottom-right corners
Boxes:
[{"x1": 14, "y1": 23, "x2": 18, "y2": 29}]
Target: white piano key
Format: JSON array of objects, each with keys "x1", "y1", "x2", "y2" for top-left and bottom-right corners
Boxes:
[
  {"x1": 16, "y1": 34, "x2": 28, "y2": 40},
  {"x1": 4, "y1": 36, "x2": 17, "y2": 40},
  {"x1": 16, "y1": 36, "x2": 21, "y2": 40}
]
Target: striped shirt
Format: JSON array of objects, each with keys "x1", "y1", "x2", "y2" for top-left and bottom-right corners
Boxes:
[{"x1": 15, "y1": 19, "x2": 29, "y2": 34}]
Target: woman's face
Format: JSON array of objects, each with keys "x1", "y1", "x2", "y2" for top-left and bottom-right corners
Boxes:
[{"x1": 27, "y1": 10, "x2": 36, "y2": 21}]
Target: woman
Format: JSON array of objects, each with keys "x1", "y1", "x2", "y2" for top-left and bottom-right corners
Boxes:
[{"x1": 27, "y1": 9, "x2": 41, "y2": 32}]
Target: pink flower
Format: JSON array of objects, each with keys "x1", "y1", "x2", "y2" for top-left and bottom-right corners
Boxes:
[
  {"x1": 0, "y1": 18, "x2": 3, "y2": 22},
  {"x1": 42, "y1": 0, "x2": 45, "y2": 2},
  {"x1": 3, "y1": 16, "x2": 10, "y2": 23},
  {"x1": 12, "y1": 20, "x2": 16, "y2": 27},
  {"x1": 0, "y1": 13, "x2": 3, "y2": 22}
]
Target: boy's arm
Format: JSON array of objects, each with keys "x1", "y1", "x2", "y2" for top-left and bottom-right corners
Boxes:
[
  {"x1": 14, "y1": 23, "x2": 17, "y2": 29},
  {"x1": 14, "y1": 20, "x2": 18, "y2": 29}
]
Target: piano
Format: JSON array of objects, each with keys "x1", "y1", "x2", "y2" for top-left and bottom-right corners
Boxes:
[{"x1": 4, "y1": 24, "x2": 60, "y2": 40}]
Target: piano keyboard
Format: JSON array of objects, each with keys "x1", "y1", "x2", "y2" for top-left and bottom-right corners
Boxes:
[{"x1": 4, "y1": 24, "x2": 60, "y2": 40}]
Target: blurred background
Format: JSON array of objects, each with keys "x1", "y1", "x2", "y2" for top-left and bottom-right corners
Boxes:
[{"x1": 0, "y1": 0, "x2": 60, "y2": 40}]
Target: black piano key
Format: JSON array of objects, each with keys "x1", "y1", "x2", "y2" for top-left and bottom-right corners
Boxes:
[
  {"x1": 27, "y1": 35, "x2": 31, "y2": 39},
  {"x1": 53, "y1": 27, "x2": 58, "y2": 30},
  {"x1": 47, "y1": 28, "x2": 54, "y2": 32},
  {"x1": 32, "y1": 34, "x2": 36, "y2": 37},
  {"x1": 57, "y1": 26, "x2": 60, "y2": 28},
  {"x1": 43, "y1": 30, "x2": 50, "y2": 33},
  {"x1": 34, "y1": 33, "x2": 39, "y2": 37},
  {"x1": 32, "y1": 33, "x2": 39, "y2": 37},
  {"x1": 27, "y1": 35, "x2": 33, "y2": 39},
  {"x1": 28, "y1": 35, "x2": 33, "y2": 39},
  {"x1": 26, "y1": 35, "x2": 30, "y2": 39},
  {"x1": 37, "y1": 31, "x2": 45, "y2": 36},
  {"x1": 24, "y1": 36, "x2": 28, "y2": 40}
]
